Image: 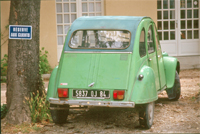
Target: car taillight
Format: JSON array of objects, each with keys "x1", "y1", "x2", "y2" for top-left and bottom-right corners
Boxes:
[
  {"x1": 113, "y1": 90, "x2": 125, "y2": 100},
  {"x1": 57, "y1": 88, "x2": 68, "y2": 98}
]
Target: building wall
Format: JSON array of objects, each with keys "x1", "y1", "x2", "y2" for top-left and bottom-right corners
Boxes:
[
  {"x1": 104, "y1": 0, "x2": 157, "y2": 23},
  {"x1": 40, "y1": 1, "x2": 57, "y2": 68},
  {"x1": 1, "y1": 1, "x2": 9, "y2": 60},
  {"x1": 175, "y1": 56, "x2": 200, "y2": 70},
  {"x1": 1, "y1": 1, "x2": 58, "y2": 68}
]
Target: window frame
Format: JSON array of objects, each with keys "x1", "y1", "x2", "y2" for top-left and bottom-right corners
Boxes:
[
  {"x1": 139, "y1": 28, "x2": 147, "y2": 57},
  {"x1": 68, "y1": 29, "x2": 132, "y2": 50}
]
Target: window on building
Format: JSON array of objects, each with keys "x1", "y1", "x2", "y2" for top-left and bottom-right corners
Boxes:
[{"x1": 56, "y1": 0, "x2": 104, "y2": 60}]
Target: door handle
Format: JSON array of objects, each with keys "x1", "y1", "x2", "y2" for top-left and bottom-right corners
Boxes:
[{"x1": 149, "y1": 58, "x2": 152, "y2": 61}]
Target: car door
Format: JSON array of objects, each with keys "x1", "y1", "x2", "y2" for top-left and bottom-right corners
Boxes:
[{"x1": 146, "y1": 24, "x2": 161, "y2": 91}]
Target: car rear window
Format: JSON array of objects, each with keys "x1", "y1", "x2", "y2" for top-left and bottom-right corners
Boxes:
[{"x1": 69, "y1": 30, "x2": 131, "y2": 49}]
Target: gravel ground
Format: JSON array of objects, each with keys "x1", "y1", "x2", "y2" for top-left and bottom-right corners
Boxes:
[{"x1": 1, "y1": 69, "x2": 200, "y2": 133}]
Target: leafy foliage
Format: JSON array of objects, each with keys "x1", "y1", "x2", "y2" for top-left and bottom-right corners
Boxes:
[
  {"x1": 25, "y1": 90, "x2": 52, "y2": 123},
  {"x1": 1, "y1": 54, "x2": 8, "y2": 76},
  {"x1": 39, "y1": 47, "x2": 52, "y2": 74},
  {"x1": 1, "y1": 48, "x2": 52, "y2": 77},
  {"x1": 1, "y1": 104, "x2": 8, "y2": 119}
]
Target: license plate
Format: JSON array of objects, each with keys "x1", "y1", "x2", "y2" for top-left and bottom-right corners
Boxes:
[{"x1": 73, "y1": 89, "x2": 110, "y2": 99}]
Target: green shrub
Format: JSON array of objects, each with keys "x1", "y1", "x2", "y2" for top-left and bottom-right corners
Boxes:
[
  {"x1": 1, "y1": 104, "x2": 8, "y2": 119},
  {"x1": 39, "y1": 47, "x2": 52, "y2": 74},
  {"x1": 25, "y1": 90, "x2": 52, "y2": 123},
  {"x1": 1, "y1": 54, "x2": 8, "y2": 76},
  {"x1": 0, "y1": 48, "x2": 52, "y2": 76}
]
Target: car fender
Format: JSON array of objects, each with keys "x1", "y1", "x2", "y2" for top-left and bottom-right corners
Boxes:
[
  {"x1": 130, "y1": 65, "x2": 158, "y2": 104},
  {"x1": 163, "y1": 57, "x2": 177, "y2": 88},
  {"x1": 46, "y1": 66, "x2": 58, "y2": 100}
]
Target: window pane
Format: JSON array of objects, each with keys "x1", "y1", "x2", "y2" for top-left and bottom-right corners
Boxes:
[
  {"x1": 187, "y1": 31, "x2": 192, "y2": 39},
  {"x1": 194, "y1": 0, "x2": 199, "y2": 8},
  {"x1": 71, "y1": 14, "x2": 77, "y2": 23},
  {"x1": 158, "y1": 32, "x2": 162, "y2": 40},
  {"x1": 194, "y1": 20, "x2": 199, "y2": 28},
  {"x1": 194, "y1": 9, "x2": 199, "y2": 18},
  {"x1": 187, "y1": 20, "x2": 192, "y2": 28},
  {"x1": 170, "y1": 10, "x2": 175, "y2": 19},
  {"x1": 64, "y1": 14, "x2": 69, "y2": 23},
  {"x1": 170, "y1": 31, "x2": 175, "y2": 40},
  {"x1": 187, "y1": 0, "x2": 192, "y2": 8},
  {"x1": 163, "y1": 0, "x2": 168, "y2": 9},
  {"x1": 139, "y1": 29, "x2": 146, "y2": 57},
  {"x1": 181, "y1": 10, "x2": 185, "y2": 18},
  {"x1": 56, "y1": 3, "x2": 62, "y2": 12},
  {"x1": 158, "y1": 21, "x2": 162, "y2": 30},
  {"x1": 157, "y1": 11, "x2": 162, "y2": 19},
  {"x1": 164, "y1": 32, "x2": 169, "y2": 40},
  {"x1": 89, "y1": 13, "x2": 95, "y2": 16},
  {"x1": 64, "y1": 25, "x2": 70, "y2": 34},
  {"x1": 58, "y1": 36, "x2": 63, "y2": 45},
  {"x1": 89, "y1": 3, "x2": 94, "y2": 12},
  {"x1": 69, "y1": 30, "x2": 131, "y2": 49},
  {"x1": 57, "y1": 25, "x2": 63, "y2": 34},
  {"x1": 96, "y1": 2, "x2": 101, "y2": 12},
  {"x1": 157, "y1": 0, "x2": 162, "y2": 9},
  {"x1": 64, "y1": 0, "x2": 69, "y2": 1},
  {"x1": 96, "y1": 13, "x2": 101, "y2": 16},
  {"x1": 82, "y1": 13, "x2": 88, "y2": 16},
  {"x1": 82, "y1": 3, "x2": 87, "y2": 12},
  {"x1": 164, "y1": 11, "x2": 168, "y2": 19},
  {"x1": 71, "y1": 3, "x2": 76, "y2": 12},
  {"x1": 170, "y1": 21, "x2": 175, "y2": 29},
  {"x1": 194, "y1": 30, "x2": 199, "y2": 39},
  {"x1": 180, "y1": 0, "x2": 185, "y2": 8},
  {"x1": 187, "y1": 10, "x2": 192, "y2": 18},
  {"x1": 56, "y1": 0, "x2": 62, "y2": 2},
  {"x1": 170, "y1": 0, "x2": 175, "y2": 8},
  {"x1": 181, "y1": 31, "x2": 186, "y2": 39},
  {"x1": 57, "y1": 14, "x2": 62, "y2": 23},
  {"x1": 164, "y1": 21, "x2": 168, "y2": 29},
  {"x1": 181, "y1": 21, "x2": 186, "y2": 29},
  {"x1": 147, "y1": 25, "x2": 155, "y2": 53},
  {"x1": 64, "y1": 3, "x2": 69, "y2": 12}
]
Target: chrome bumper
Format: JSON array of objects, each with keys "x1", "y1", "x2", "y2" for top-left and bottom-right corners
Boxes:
[{"x1": 49, "y1": 98, "x2": 135, "y2": 108}]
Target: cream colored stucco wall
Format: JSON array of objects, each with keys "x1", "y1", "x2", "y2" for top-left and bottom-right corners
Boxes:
[
  {"x1": 1, "y1": 1, "x2": 9, "y2": 60},
  {"x1": 1, "y1": 1, "x2": 58, "y2": 68},
  {"x1": 40, "y1": 1, "x2": 57, "y2": 68},
  {"x1": 104, "y1": 0, "x2": 157, "y2": 23}
]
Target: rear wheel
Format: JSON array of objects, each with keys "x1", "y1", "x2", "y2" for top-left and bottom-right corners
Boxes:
[
  {"x1": 166, "y1": 71, "x2": 181, "y2": 101},
  {"x1": 50, "y1": 104, "x2": 69, "y2": 124},
  {"x1": 139, "y1": 102, "x2": 155, "y2": 129}
]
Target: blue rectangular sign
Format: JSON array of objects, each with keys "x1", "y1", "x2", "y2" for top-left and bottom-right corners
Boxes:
[{"x1": 9, "y1": 25, "x2": 32, "y2": 40}]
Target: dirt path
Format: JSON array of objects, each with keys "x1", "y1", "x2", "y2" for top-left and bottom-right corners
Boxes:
[{"x1": 1, "y1": 69, "x2": 200, "y2": 133}]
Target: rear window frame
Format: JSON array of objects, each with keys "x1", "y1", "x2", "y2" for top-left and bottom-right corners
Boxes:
[{"x1": 68, "y1": 29, "x2": 132, "y2": 50}]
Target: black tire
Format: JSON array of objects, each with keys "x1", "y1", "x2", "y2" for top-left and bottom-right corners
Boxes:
[
  {"x1": 139, "y1": 102, "x2": 155, "y2": 129},
  {"x1": 166, "y1": 71, "x2": 181, "y2": 101},
  {"x1": 50, "y1": 104, "x2": 69, "y2": 124}
]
